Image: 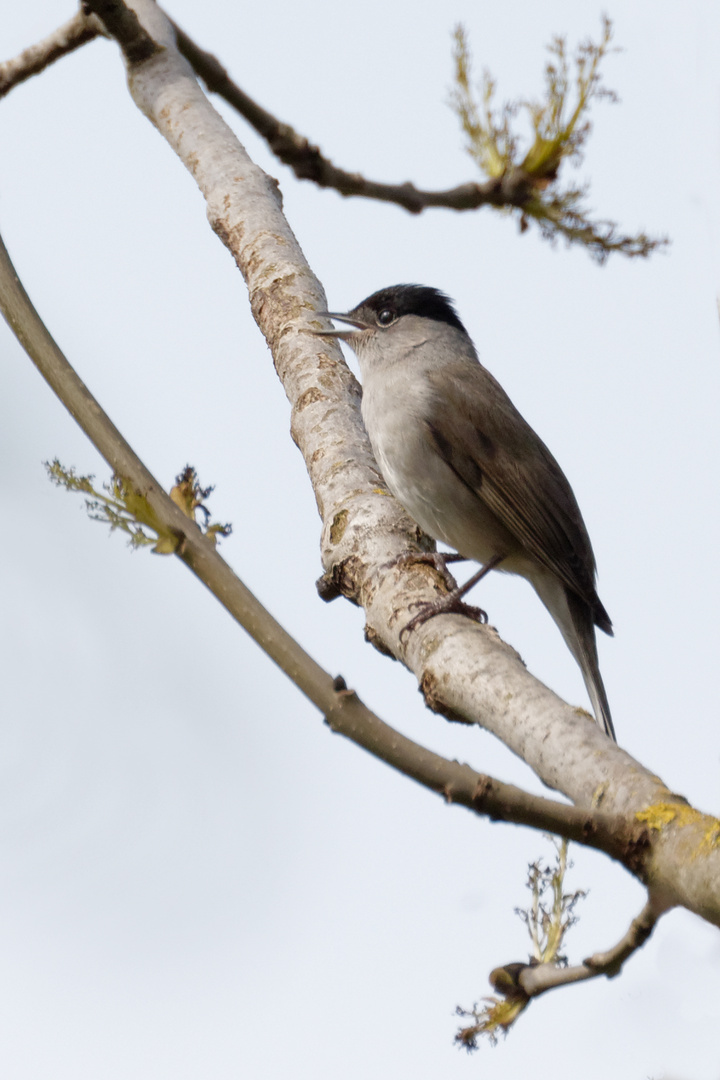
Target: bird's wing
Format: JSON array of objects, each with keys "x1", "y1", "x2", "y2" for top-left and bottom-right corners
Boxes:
[{"x1": 424, "y1": 365, "x2": 610, "y2": 628}]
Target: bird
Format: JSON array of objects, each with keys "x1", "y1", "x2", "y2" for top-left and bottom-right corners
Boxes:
[{"x1": 313, "y1": 283, "x2": 616, "y2": 741}]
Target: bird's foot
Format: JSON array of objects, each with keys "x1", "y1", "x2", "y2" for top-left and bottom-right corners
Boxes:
[
  {"x1": 382, "y1": 550, "x2": 467, "y2": 592},
  {"x1": 400, "y1": 592, "x2": 488, "y2": 640}
]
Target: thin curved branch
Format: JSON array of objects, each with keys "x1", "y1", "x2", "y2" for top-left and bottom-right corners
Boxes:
[
  {"x1": 0, "y1": 7, "x2": 654, "y2": 253},
  {"x1": 170, "y1": 20, "x2": 532, "y2": 215},
  {"x1": 519, "y1": 899, "x2": 658, "y2": 994},
  {"x1": 457, "y1": 900, "x2": 658, "y2": 1046},
  {"x1": 0, "y1": 7, "x2": 526, "y2": 215},
  {"x1": 0, "y1": 11, "x2": 101, "y2": 98},
  {"x1": 170, "y1": 18, "x2": 664, "y2": 260}
]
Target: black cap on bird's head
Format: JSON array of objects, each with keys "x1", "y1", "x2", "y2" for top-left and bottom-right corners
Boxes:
[{"x1": 314, "y1": 284, "x2": 468, "y2": 339}]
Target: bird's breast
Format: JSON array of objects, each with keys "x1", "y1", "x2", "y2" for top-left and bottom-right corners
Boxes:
[{"x1": 361, "y1": 368, "x2": 518, "y2": 564}]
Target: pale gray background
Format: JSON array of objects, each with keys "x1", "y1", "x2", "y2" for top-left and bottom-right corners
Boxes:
[{"x1": 1, "y1": 1, "x2": 719, "y2": 1076}]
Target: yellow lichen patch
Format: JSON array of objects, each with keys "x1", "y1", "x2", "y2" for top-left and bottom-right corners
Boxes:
[
  {"x1": 635, "y1": 803, "x2": 700, "y2": 831},
  {"x1": 636, "y1": 802, "x2": 720, "y2": 859},
  {"x1": 697, "y1": 820, "x2": 720, "y2": 856}
]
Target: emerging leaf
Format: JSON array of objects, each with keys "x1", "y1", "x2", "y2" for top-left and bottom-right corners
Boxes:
[
  {"x1": 45, "y1": 460, "x2": 232, "y2": 552},
  {"x1": 449, "y1": 17, "x2": 667, "y2": 261}
]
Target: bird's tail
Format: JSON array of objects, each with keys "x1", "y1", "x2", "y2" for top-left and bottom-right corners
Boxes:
[
  {"x1": 566, "y1": 591, "x2": 615, "y2": 741},
  {"x1": 531, "y1": 574, "x2": 616, "y2": 741}
]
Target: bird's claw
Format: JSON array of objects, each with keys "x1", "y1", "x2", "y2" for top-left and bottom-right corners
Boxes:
[
  {"x1": 382, "y1": 550, "x2": 466, "y2": 593},
  {"x1": 399, "y1": 595, "x2": 488, "y2": 641}
]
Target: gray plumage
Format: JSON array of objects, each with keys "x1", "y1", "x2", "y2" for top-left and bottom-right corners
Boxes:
[{"x1": 315, "y1": 284, "x2": 615, "y2": 740}]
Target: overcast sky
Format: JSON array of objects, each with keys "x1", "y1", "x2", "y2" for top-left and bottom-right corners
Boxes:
[{"x1": 1, "y1": 1, "x2": 720, "y2": 1077}]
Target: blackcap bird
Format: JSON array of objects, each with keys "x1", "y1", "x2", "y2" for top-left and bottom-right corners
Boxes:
[{"x1": 314, "y1": 284, "x2": 615, "y2": 741}]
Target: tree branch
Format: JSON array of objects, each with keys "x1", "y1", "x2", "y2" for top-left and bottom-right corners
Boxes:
[
  {"x1": 0, "y1": 8, "x2": 530, "y2": 215},
  {"x1": 170, "y1": 17, "x2": 664, "y2": 259},
  {"x1": 170, "y1": 20, "x2": 533, "y2": 216},
  {"x1": 9, "y1": 0, "x2": 720, "y2": 929},
  {"x1": 80, "y1": 0, "x2": 160, "y2": 62},
  {"x1": 457, "y1": 900, "x2": 658, "y2": 1046},
  {"x1": 519, "y1": 899, "x2": 658, "y2": 995},
  {"x1": 0, "y1": 10, "x2": 101, "y2": 98},
  {"x1": 0, "y1": 229, "x2": 645, "y2": 867},
  {"x1": 0, "y1": 8, "x2": 660, "y2": 261}
]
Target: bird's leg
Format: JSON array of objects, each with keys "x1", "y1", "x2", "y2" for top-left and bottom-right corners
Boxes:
[
  {"x1": 452, "y1": 554, "x2": 505, "y2": 599},
  {"x1": 400, "y1": 553, "x2": 505, "y2": 639},
  {"x1": 383, "y1": 550, "x2": 468, "y2": 592}
]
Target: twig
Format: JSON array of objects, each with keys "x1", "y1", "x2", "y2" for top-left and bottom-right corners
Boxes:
[
  {"x1": 456, "y1": 899, "x2": 657, "y2": 1046},
  {"x1": 518, "y1": 899, "x2": 657, "y2": 994},
  {"x1": 170, "y1": 20, "x2": 534, "y2": 215},
  {"x1": 0, "y1": 10, "x2": 537, "y2": 214},
  {"x1": 80, "y1": 0, "x2": 159, "y2": 63},
  {"x1": 0, "y1": 10, "x2": 101, "y2": 98},
  {"x1": 0, "y1": 8, "x2": 511, "y2": 220},
  {"x1": 171, "y1": 18, "x2": 665, "y2": 262},
  {"x1": 0, "y1": 9, "x2": 665, "y2": 260}
]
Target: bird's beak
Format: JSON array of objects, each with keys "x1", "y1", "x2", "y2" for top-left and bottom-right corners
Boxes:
[{"x1": 311, "y1": 311, "x2": 371, "y2": 341}]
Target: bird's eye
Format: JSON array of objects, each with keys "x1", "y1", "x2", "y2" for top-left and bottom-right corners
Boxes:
[{"x1": 377, "y1": 308, "x2": 396, "y2": 327}]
